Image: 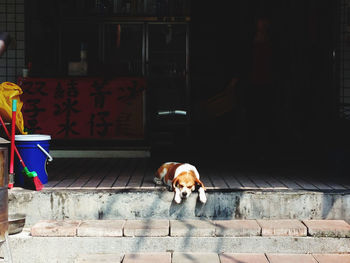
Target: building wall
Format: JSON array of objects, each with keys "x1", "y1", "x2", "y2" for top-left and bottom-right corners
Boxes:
[
  {"x1": 0, "y1": 0, "x2": 347, "y2": 122},
  {"x1": 0, "y1": 0, "x2": 25, "y2": 83}
]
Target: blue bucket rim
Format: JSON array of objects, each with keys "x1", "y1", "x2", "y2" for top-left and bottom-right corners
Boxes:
[{"x1": 15, "y1": 134, "x2": 51, "y2": 141}]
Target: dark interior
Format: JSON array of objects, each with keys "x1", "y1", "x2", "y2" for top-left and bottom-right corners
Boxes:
[
  {"x1": 22, "y1": 0, "x2": 350, "y2": 177},
  {"x1": 189, "y1": 0, "x2": 340, "y2": 162}
]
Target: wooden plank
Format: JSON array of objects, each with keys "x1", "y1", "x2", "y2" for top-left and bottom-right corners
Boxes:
[
  {"x1": 43, "y1": 157, "x2": 350, "y2": 193},
  {"x1": 53, "y1": 173, "x2": 80, "y2": 189},
  {"x1": 209, "y1": 172, "x2": 229, "y2": 189},
  {"x1": 224, "y1": 176, "x2": 243, "y2": 189},
  {"x1": 221, "y1": 172, "x2": 243, "y2": 189},
  {"x1": 322, "y1": 181, "x2": 347, "y2": 190},
  {"x1": 217, "y1": 163, "x2": 244, "y2": 189},
  {"x1": 52, "y1": 159, "x2": 91, "y2": 188},
  {"x1": 277, "y1": 169, "x2": 308, "y2": 190},
  {"x1": 340, "y1": 181, "x2": 350, "y2": 189},
  {"x1": 263, "y1": 176, "x2": 288, "y2": 189},
  {"x1": 235, "y1": 173, "x2": 259, "y2": 189},
  {"x1": 247, "y1": 173, "x2": 272, "y2": 189},
  {"x1": 196, "y1": 163, "x2": 214, "y2": 189},
  {"x1": 66, "y1": 159, "x2": 102, "y2": 189},
  {"x1": 97, "y1": 159, "x2": 125, "y2": 188},
  {"x1": 141, "y1": 159, "x2": 157, "y2": 188},
  {"x1": 112, "y1": 158, "x2": 136, "y2": 189},
  {"x1": 45, "y1": 158, "x2": 72, "y2": 187},
  {"x1": 283, "y1": 167, "x2": 321, "y2": 190},
  {"x1": 126, "y1": 158, "x2": 148, "y2": 188},
  {"x1": 78, "y1": 159, "x2": 108, "y2": 189},
  {"x1": 297, "y1": 169, "x2": 336, "y2": 191},
  {"x1": 45, "y1": 158, "x2": 78, "y2": 188},
  {"x1": 196, "y1": 163, "x2": 212, "y2": 188},
  {"x1": 277, "y1": 176, "x2": 304, "y2": 190},
  {"x1": 310, "y1": 180, "x2": 334, "y2": 190},
  {"x1": 319, "y1": 171, "x2": 350, "y2": 190},
  {"x1": 199, "y1": 175, "x2": 213, "y2": 189},
  {"x1": 83, "y1": 159, "x2": 114, "y2": 188},
  {"x1": 290, "y1": 177, "x2": 318, "y2": 190}
]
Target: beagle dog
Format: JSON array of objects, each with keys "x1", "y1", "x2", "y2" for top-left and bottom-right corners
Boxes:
[{"x1": 154, "y1": 162, "x2": 207, "y2": 204}]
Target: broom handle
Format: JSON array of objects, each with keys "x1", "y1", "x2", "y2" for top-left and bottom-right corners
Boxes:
[
  {"x1": 10, "y1": 100, "x2": 17, "y2": 174},
  {"x1": 9, "y1": 100, "x2": 17, "y2": 175},
  {"x1": 0, "y1": 109, "x2": 26, "y2": 168}
]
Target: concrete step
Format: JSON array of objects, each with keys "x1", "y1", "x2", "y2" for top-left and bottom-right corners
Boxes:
[
  {"x1": 4, "y1": 219, "x2": 350, "y2": 263},
  {"x1": 8, "y1": 189, "x2": 350, "y2": 227}
]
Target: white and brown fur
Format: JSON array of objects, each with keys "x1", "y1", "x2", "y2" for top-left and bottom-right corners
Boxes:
[{"x1": 154, "y1": 162, "x2": 207, "y2": 204}]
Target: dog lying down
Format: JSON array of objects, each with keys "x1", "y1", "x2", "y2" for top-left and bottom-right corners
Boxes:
[{"x1": 154, "y1": 162, "x2": 207, "y2": 204}]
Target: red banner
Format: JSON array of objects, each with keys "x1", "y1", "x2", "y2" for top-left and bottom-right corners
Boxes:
[{"x1": 17, "y1": 77, "x2": 145, "y2": 139}]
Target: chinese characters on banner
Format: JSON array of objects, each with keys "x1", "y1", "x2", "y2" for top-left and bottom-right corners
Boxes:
[{"x1": 17, "y1": 77, "x2": 145, "y2": 139}]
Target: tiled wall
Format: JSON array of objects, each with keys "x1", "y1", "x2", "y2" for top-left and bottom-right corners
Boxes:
[{"x1": 0, "y1": 0, "x2": 25, "y2": 84}]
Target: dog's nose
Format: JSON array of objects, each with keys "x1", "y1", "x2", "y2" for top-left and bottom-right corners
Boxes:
[{"x1": 182, "y1": 192, "x2": 188, "y2": 197}]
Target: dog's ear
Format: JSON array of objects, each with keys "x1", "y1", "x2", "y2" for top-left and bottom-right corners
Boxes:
[
  {"x1": 195, "y1": 177, "x2": 206, "y2": 190},
  {"x1": 172, "y1": 177, "x2": 180, "y2": 191}
]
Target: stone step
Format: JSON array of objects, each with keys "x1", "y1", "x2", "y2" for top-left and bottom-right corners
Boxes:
[
  {"x1": 9, "y1": 189, "x2": 350, "y2": 226},
  {"x1": 4, "y1": 219, "x2": 350, "y2": 263}
]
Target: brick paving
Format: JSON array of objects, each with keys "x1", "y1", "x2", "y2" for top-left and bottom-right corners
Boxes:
[
  {"x1": 303, "y1": 220, "x2": 350, "y2": 238},
  {"x1": 31, "y1": 219, "x2": 350, "y2": 238},
  {"x1": 172, "y1": 252, "x2": 220, "y2": 263},
  {"x1": 75, "y1": 253, "x2": 123, "y2": 263},
  {"x1": 214, "y1": 220, "x2": 261, "y2": 237},
  {"x1": 77, "y1": 220, "x2": 125, "y2": 237},
  {"x1": 74, "y1": 253, "x2": 350, "y2": 263},
  {"x1": 122, "y1": 252, "x2": 171, "y2": 263},
  {"x1": 257, "y1": 219, "x2": 307, "y2": 237},
  {"x1": 266, "y1": 253, "x2": 318, "y2": 263},
  {"x1": 312, "y1": 254, "x2": 350, "y2": 263},
  {"x1": 31, "y1": 220, "x2": 82, "y2": 237},
  {"x1": 123, "y1": 219, "x2": 169, "y2": 237},
  {"x1": 31, "y1": 219, "x2": 350, "y2": 262},
  {"x1": 219, "y1": 253, "x2": 269, "y2": 263},
  {"x1": 170, "y1": 219, "x2": 216, "y2": 237}
]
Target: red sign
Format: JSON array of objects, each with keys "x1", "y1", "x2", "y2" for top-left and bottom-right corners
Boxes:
[{"x1": 17, "y1": 77, "x2": 145, "y2": 139}]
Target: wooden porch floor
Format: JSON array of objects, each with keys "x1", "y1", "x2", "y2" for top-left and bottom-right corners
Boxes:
[{"x1": 43, "y1": 158, "x2": 350, "y2": 192}]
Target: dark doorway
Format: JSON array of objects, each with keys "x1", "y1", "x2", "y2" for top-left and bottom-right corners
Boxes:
[{"x1": 189, "y1": 0, "x2": 336, "y2": 163}]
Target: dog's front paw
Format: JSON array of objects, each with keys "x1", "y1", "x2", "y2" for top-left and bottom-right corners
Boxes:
[
  {"x1": 199, "y1": 194, "x2": 207, "y2": 204},
  {"x1": 198, "y1": 187, "x2": 207, "y2": 203},
  {"x1": 174, "y1": 194, "x2": 182, "y2": 204},
  {"x1": 174, "y1": 189, "x2": 182, "y2": 204}
]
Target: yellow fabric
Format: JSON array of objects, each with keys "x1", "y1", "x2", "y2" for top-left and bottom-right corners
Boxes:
[{"x1": 0, "y1": 82, "x2": 27, "y2": 134}]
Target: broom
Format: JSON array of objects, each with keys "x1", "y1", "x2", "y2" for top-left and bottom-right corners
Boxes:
[{"x1": 0, "y1": 102, "x2": 43, "y2": 191}]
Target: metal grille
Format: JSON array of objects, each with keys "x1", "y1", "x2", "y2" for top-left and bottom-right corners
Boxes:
[
  {"x1": 339, "y1": 0, "x2": 350, "y2": 120},
  {"x1": 0, "y1": 0, "x2": 25, "y2": 83}
]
